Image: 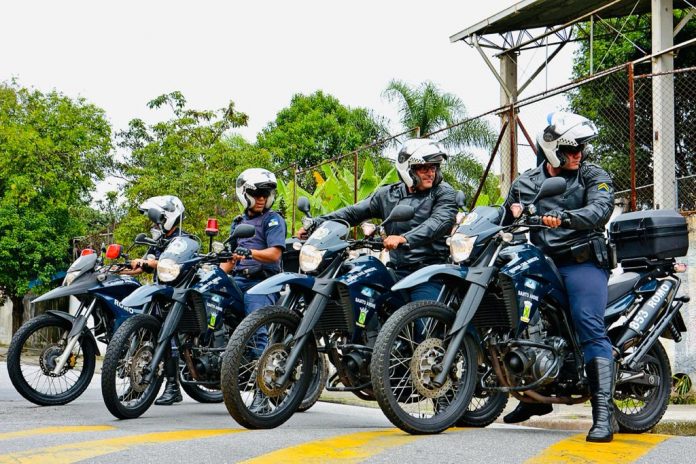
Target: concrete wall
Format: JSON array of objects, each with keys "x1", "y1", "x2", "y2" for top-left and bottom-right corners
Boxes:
[{"x1": 0, "y1": 298, "x2": 12, "y2": 345}]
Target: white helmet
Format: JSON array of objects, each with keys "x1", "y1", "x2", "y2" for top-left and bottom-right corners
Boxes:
[
  {"x1": 138, "y1": 195, "x2": 185, "y2": 233},
  {"x1": 537, "y1": 112, "x2": 598, "y2": 168},
  {"x1": 395, "y1": 138, "x2": 448, "y2": 189},
  {"x1": 236, "y1": 168, "x2": 277, "y2": 210}
]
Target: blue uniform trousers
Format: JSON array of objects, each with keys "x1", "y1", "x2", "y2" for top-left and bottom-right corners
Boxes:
[
  {"x1": 234, "y1": 277, "x2": 279, "y2": 356},
  {"x1": 557, "y1": 262, "x2": 613, "y2": 362}
]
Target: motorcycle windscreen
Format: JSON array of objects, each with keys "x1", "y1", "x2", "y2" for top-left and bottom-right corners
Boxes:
[
  {"x1": 306, "y1": 220, "x2": 350, "y2": 251},
  {"x1": 159, "y1": 236, "x2": 200, "y2": 262}
]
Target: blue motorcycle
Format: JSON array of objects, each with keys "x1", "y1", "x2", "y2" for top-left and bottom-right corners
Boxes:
[
  {"x1": 100, "y1": 222, "x2": 259, "y2": 419},
  {"x1": 218, "y1": 198, "x2": 462, "y2": 430},
  {"x1": 6, "y1": 241, "x2": 146, "y2": 406},
  {"x1": 371, "y1": 177, "x2": 689, "y2": 434}
]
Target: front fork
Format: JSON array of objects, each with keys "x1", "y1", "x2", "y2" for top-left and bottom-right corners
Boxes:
[
  {"x1": 272, "y1": 288, "x2": 332, "y2": 388},
  {"x1": 52, "y1": 299, "x2": 98, "y2": 375}
]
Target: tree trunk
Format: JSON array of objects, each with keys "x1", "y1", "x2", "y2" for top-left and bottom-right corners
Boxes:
[{"x1": 11, "y1": 294, "x2": 23, "y2": 335}]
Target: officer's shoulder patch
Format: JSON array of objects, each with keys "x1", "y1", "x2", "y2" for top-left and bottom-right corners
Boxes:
[
  {"x1": 597, "y1": 182, "x2": 611, "y2": 192},
  {"x1": 266, "y1": 214, "x2": 281, "y2": 228}
]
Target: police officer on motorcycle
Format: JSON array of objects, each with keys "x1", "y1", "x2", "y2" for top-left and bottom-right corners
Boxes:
[
  {"x1": 502, "y1": 112, "x2": 616, "y2": 442},
  {"x1": 298, "y1": 138, "x2": 457, "y2": 301},
  {"x1": 220, "y1": 168, "x2": 287, "y2": 319},
  {"x1": 122, "y1": 195, "x2": 189, "y2": 406}
]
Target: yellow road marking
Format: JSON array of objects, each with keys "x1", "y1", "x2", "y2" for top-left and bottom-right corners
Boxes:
[
  {"x1": 241, "y1": 429, "x2": 436, "y2": 464},
  {"x1": 525, "y1": 433, "x2": 671, "y2": 464},
  {"x1": 0, "y1": 429, "x2": 243, "y2": 464},
  {"x1": 0, "y1": 426, "x2": 116, "y2": 441}
]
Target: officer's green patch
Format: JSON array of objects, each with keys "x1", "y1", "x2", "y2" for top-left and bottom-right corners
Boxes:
[
  {"x1": 597, "y1": 182, "x2": 610, "y2": 192},
  {"x1": 268, "y1": 218, "x2": 279, "y2": 228}
]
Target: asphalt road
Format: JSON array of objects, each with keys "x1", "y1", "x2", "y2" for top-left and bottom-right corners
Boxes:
[{"x1": 1, "y1": 362, "x2": 695, "y2": 463}]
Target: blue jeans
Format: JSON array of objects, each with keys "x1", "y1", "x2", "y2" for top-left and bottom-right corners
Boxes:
[
  {"x1": 557, "y1": 262, "x2": 613, "y2": 362},
  {"x1": 233, "y1": 277, "x2": 279, "y2": 356},
  {"x1": 394, "y1": 269, "x2": 442, "y2": 303}
]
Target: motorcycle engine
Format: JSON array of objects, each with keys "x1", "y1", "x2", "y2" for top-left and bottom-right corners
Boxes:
[
  {"x1": 341, "y1": 348, "x2": 371, "y2": 386},
  {"x1": 503, "y1": 317, "x2": 568, "y2": 386}
]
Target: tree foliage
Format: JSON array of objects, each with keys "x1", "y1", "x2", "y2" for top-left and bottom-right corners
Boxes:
[
  {"x1": 383, "y1": 80, "x2": 499, "y2": 204},
  {"x1": 0, "y1": 82, "x2": 112, "y2": 315},
  {"x1": 116, "y1": 92, "x2": 272, "y2": 243},
  {"x1": 257, "y1": 91, "x2": 388, "y2": 173},
  {"x1": 569, "y1": 12, "x2": 696, "y2": 200}
]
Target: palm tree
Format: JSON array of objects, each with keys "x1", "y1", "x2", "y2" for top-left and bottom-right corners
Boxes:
[{"x1": 383, "y1": 80, "x2": 500, "y2": 204}]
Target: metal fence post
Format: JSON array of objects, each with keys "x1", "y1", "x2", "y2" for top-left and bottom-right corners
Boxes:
[{"x1": 628, "y1": 63, "x2": 637, "y2": 212}]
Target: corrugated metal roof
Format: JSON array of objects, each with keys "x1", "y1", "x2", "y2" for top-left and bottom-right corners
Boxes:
[{"x1": 450, "y1": 0, "x2": 691, "y2": 42}]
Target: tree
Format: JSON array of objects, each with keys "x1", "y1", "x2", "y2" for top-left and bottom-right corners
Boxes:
[
  {"x1": 383, "y1": 80, "x2": 498, "y2": 203},
  {"x1": 116, "y1": 92, "x2": 272, "y2": 244},
  {"x1": 0, "y1": 82, "x2": 112, "y2": 331},
  {"x1": 257, "y1": 91, "x2": 388, "y2": 173},
  {"x1": 569, "y1": 12, "x2": 696, "y2": 205}
]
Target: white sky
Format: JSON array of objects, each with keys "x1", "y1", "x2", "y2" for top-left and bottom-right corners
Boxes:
[{"x1": 2, "y1": 0, "x2": 576, "y2": 190}]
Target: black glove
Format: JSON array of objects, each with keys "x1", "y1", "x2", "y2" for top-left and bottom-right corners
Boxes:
[
  {"x1": 544, "y1": 210, "x2": 571, "y2": 227},
  {"x1": 234, "y1": 247, "x2": 253, "y2": 259}
]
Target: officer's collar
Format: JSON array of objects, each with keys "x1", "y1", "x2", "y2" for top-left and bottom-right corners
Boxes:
[{"x1": 244, "y1": 208, "x2": 270, "y2": 219}]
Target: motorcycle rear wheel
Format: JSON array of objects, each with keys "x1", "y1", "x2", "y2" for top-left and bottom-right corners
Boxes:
[
  {"x1": 371, "y1": 300, "x2": 478, "y2": 435},
  {"x1": 456, "y1": 352, "x2": 509, "y2": 427},
  {"x1": 7, "y1": 313, "x2": 97, "y2": 406},
  {"x1": 101, "y1": 314, "x2": 164, "y2": 419},
  {"x1": 221, "y1": 305, "x2": 314, "y2": 429},
  {"x1": 615, "y1": 341, "x2": 672, "y2": 433},
  {"x1": 297, "y1": 353, "x2": 328, "y2": 412},
  {"x1": 181, "y1": 383, "x2": 223, "y2": 403}
]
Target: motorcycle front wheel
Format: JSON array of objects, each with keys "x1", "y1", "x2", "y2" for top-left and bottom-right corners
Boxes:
[
  {"x1": 7, "y1": 313, "x2": 97, "y2": 406},
  {"x1": 615, "y1": 340, "x2": 672, "y2": 433},
  {"x1": 101, "y1": 314, "x2": 165, "y2": 419},
  {"x1": 371, "y1": 300, "x2": 478, "y2": 434},
  {"x1": 220, "y1": 305, "x2": 314, "y2": 429}
]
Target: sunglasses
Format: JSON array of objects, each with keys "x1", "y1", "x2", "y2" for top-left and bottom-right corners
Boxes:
[
  {"x1": 559, "y1": 146, "x2": 582, "y2": 155},
  {"x1": 249, "y1": 189, "x2": 272, "y2": 198},
  {"x1": 413, "y1": 164, "x2": 438, "y2": 173}
]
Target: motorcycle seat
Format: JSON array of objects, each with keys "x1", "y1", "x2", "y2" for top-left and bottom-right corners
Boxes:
[{"x1": 606, "y1": 271, "x2": 641, "y2": 306}]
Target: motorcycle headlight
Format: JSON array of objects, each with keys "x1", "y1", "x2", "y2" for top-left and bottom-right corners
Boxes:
[
  {"x1": 157, "y1": 258, "x2": 181, "y2": 282},
  {"x1": 449, "y1": 233, "x2": 477, "y2": 264},
  {"x1": 299, "y1": 244, "x2": 325, "y2": 273},
  {"x1": 64, "y1": 270, "x2": 81, "y2": 286}
]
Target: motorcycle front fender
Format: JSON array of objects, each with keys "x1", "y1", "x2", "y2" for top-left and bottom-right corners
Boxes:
[
  {"x1": 44, "y1": 310, "x2": 101, "y2": 356},
  {"x1": 246, "y1": 272, "x2": 315, "y2": 295},
  {"x1": 391, "y1": 264, "x2": 468, "y2": 291},
  {"x1": 120, "y1": 284, "x2": 174, "y2": 307},
  {"x1": 31, "y1": 276, "x2": 98, "y2": 303}
]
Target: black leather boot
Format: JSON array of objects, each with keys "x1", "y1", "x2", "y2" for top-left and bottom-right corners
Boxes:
[
  {"x1": 586, "y1": 357, "x2": 616, "y2": 442},
  {"x1": 155, "y1": 356, "x2": 182, "y2": 406},
  {"x1": 503, "y1": 401, "x2": 553, "y2": 424}
]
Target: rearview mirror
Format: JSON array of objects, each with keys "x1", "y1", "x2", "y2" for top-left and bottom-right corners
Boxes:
[
  {"x1": 297, "y1": 196, "x2": 312, "y2": 217},
  {"x1": 455, "y1": 190, "x2": 466, "y2": 209},
  {"x1": 382, "y1": 205, "x2": 415, "y2": 227},
  {"x1": 361, "y1": 222, "x2": 377, "y2": 237},
  {"x1": 532, "y1": 177, "x2": 566, "y2": 203},
  {"x1": 134, "y1": 233, "x2": 157, "y2": 247},
  {"x1": 230, "y1": 224, "x2": 255, "y2": 240}
]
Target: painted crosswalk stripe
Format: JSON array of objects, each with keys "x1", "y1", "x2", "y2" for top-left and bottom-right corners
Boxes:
[
  {"x1": 242, "y1": 428, "x2": 466, "y2": 464},
  {"x1": 0, "y1": 426, "x2": 116, "y2": 441},
  {"x1": 524, "y1": 433, "x2": 671, "y2": 463},
  {"x1": 0, "y1": 429, "x2": 244, "y2": 464}
]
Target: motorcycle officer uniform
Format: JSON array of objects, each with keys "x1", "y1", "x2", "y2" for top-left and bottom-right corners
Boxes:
[
  {"x1": 502, "y1": 112, "x2": 616, "y2": 442},
  {"x1": 298, "y1": 138, "x2": 457, "y2": 302},
  {"x1": 221, "y1": 168, "x2": 286, "y2": 319}
]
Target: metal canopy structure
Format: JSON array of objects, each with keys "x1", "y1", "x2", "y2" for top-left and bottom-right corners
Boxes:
[
  {"x1": 450, "y1": 0, "x2": 691, "y2": 208},
  {"x1": 451, "y1": 0, "x2": 692, "y2": 42}
]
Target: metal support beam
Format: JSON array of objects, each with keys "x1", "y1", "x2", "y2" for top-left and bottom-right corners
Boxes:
[
  {"x1": 499, "y1": 52, "x2": 518, "y2": 196},
  {"x1": 674, "y1": 8, "x2": 695, "y2": 36},
  {"x1": 473, "y1": 35, "x2": 514, "y2": 100},
  {"x1": 518, "y1": 41, "x2": 568, "y2": 94},
  {"x1": 652, "y1": 0, "x2": 676, "y2": 209}
]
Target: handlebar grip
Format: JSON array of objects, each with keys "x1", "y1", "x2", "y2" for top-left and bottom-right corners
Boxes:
[{"x1": 526, "y1": 216, "x2": 542, "y2": 226}]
